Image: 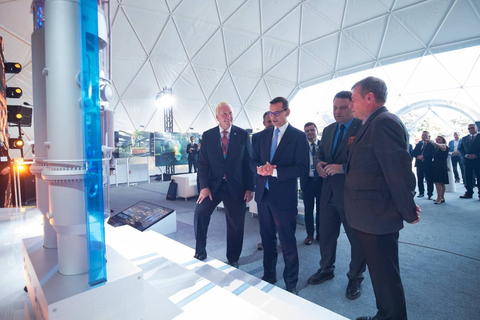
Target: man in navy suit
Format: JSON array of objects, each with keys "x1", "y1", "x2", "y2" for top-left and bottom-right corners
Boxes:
[
  {"x1": 448, "y1": 132, "x2": 464, "y2": 183},
  {"x1": 411, "y1": 131, "x2": 435, "y2": 199},
  {"x1": 300, "y1": 122, "x2": 322, "y2": 245},
  {"x1": 308, "y1": 91, "x2": 366, "y2": 300},
  {"x1": 186, "y1": 136, "x2": 198, "y2": 173},
  {"x1": 250, "y1": 97, "x2": 309, "y2": 294},
  {"x1": 346, "y1": 77, "x2": 420, "y2": 320},
  {"x1": 193, "y1": 102, "x2": 254, "y2": 267},
  {"x1": 459, "y1": 124, "x2": 480, "y2": 199}
]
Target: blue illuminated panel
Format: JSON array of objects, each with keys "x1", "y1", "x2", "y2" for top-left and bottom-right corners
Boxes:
[{"x1": 79, "y1": 0, "x2": 107, "y2": 286}]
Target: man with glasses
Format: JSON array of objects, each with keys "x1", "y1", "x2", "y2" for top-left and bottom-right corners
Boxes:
[
  {"x1": 300, "y1": 122, "x2": 322, "y2": 245},
  {"x1": 459, "y1": 124, "x2": 480, "y2": 199},
  {"x1": 251, "y1": 97, "x2": 309, "y2": 295}
]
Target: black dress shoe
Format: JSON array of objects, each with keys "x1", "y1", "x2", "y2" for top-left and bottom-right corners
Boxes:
[
  {"x1": 262, "y1": 275, "x2": 277, "y2": 284},
  {"x1": 460, "y1": 194, "x2": 473, "y2": 199},
  {"x1": 304, "y1": 236, "x2": 313, "y2": 245},
  {"x1": 417, "y1": 194, "x2": 424, "y2": 198},
  {"x1": 194, "y1": 252, "x2": 207, "y2": 261},
  {"x1": 356, "y1": 317, "x2": 377, "y2": 320},
  {"x1": 427, "y1": 196, "x2": 433, "y2": 200},
  {"x1": 228, "y1": 261, "x2": 239, "y2": 268},
  {"x1": 286, "y1": 287, "x2": 297, "y2": 295},
  {"x1": 308, "y1": 269, "x2": 334, "y2": 285},
  {"x1": 346, "y1": 279, "x2": 362, "y2": 300}
]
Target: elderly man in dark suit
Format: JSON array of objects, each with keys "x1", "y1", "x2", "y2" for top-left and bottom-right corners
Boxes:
[
  {"x1": 458, "y1": 123, "x2": 480, "y2": 199},
  {"x1": 345, "y1": 77, "x2": 421, "y2": 320},
  {"x1": 300, "y1": 122, "x2": 322, "y2": 245},
  {"x1": 308, "y1": 91, "x2": 366, "y2": 300},
  {"x1": 251, "y1": 97, "x2": 309, "y2": 295},
  {"x1": 193, "y1": 102, "x2": 254, "y2": 267},
  {"x1": 411, "y1": 131, "x2": 435, "y2": 199}
]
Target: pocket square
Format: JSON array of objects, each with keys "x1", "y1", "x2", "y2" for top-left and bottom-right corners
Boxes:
[{"x1": 347, "y1": 136, "x2": 355, "y2": 145}]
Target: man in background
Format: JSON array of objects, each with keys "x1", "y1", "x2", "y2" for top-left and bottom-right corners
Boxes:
[
  {"x1": 186, "y1": 136, "x2": 198, "y2": 173},
  {"x1": 345, "y1": 76, "x2": 420, "y2": 320},
  {"x1": 300, "y1": 122, "x2": 322, "y2": 245},
  {"x1": 309, "y1": 91, "x2": 365, "y2": 300},
  {"x1": 194, "y1": 102, "x2": 254, "y2": 268},
  {"x1": 449, "y1": 132, "x2": 464, "y2": 183},
  {"x1": 459, "y1": 124, "x2": 480, "y2": 199},
  {"x1": 412, "y1": 131, "x2": 435, "y2": 199}
]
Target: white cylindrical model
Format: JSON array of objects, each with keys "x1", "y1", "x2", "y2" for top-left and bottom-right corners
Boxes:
[
  {"x1": 30, "y1": 27, "x2": 57, "y2": 249},
  {"x1": 43, "y1": 0, "x2": 87, "y2": 276}
]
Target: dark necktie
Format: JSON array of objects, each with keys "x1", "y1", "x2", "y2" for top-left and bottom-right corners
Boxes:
[
  {"x1": 470, "y1": 134, "x2": 475, "y2": 147},
  {"x1": 266, "y1": 128, "x2": 280, "y2": 189},
  {"x1": 333, "y1": 124, "x2": 345, "y2": 156},
  {"x1": 222, "y1": 130, "x2": 228, "y2": 159},
  {"x1": 311, "y1": 143, "x2": 319, "y2": 179},
  {"x1": 421, "y1": 141, "x2": 426, "y2": 153}
]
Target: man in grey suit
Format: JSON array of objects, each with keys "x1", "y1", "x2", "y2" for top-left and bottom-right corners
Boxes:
[
  {"x1": 345, "y1": 77, "x2": 420, "y2": 320},
  {"x1": 308, "y1": 91, "x2": 366, "y2": 300}
]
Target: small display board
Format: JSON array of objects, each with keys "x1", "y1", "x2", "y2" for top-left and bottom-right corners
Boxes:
[{"x1": 108, "y1": 201, "x2": 174, "y2": 232}]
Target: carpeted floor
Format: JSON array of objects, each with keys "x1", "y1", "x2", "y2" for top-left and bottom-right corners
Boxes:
[{"x1": 110, "y1": 178, "x2": 480, "y2": 320}]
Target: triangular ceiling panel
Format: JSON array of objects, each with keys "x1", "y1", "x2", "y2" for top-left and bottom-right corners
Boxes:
[
  {"x1": 150, "y1": 60, "x2": 185, "y2": 88},
  {"x1": 246, "y1": 107, "x2": 268, "y2": 132},
  {"x1": 117, "y1": 0, "x2": 169, "y2": 13},
  {"x1": 263, "y1": 38, "x2": 297, "y2": 72},
  {"x1": 169, "y1": 96, "x2": 206, "y2": 132},
  {"x1": 463, "y1": 57, "x2": 480, "y2": 87},
  {"x1": 194, "y1": 66, "x2": 226, "y2": 99},
  {"x1": 431, "y1": 45, "x2": 480, "y2": 86},
  {"x1": 343, "y1": 0, "x2": 388, "y2": 28},
  {"x1": 454, "y1": 88, "x2": 480, "y2": 111},
  {"x1": 224, "y1": 0, "x2": 260, "y2": 35},
  {"x1": 230, "y1": 40, "x2": 263, "y2": 75},
  {"x1": 264, "y1": 78, "x2": 296, "y2": 101},
  {"x1": 393, "y1": 0, "x2": 454, "y2": 47},
  {"x1": 247, "y1": 79, "x2": 271, "y2": 109},
  {"x1": 111, "y1": 8, "x2": 148, "y2": 59},
  {"x1": 174, "y1": 16, "x2": 220, "y2": 58},
  {"x1": 393, "y1": 0, "x2": 427, "y2": 11},
  {"x1": 233, "y1": 108, "x2": 251, "y2": 129},
  {"x1": 210, "y1": 73, "x2": 242, "y2": 106},
  {"x1": 299, "y1": 49, "x2": 333, "y2": 83},
  {"x1": 402, "y1": 88, "x2": 461, "y2": 106},
  {"x1": 192, "y1": 31, "x2": 227, "y2": 69},
  {"x1": 301, "y1": 6, "x2": 339, "y2": 44},
  {"x1": 262, "y1": 0, "x2": 300, "y2": 32},
  {"x1": 192, "y1": 103, "x2": 217, "y2": 133},
  {"x1": 462, "y1": 87, "x2": 480, "y2": 111},
  {"x1": 302, "y1": 33, "x2": 340, "y2": 71},
  {"x1": 336, "y1": 34, "x2": 375, "y2": 70},
  {"x1": 113, "y1": 102, "x2": 137, "y2": 132},
  {"x1": 0, "y1": 0, "x2": 33, "y2": 41},
  {"x1": 112, "y1": 57, "x2": 146, "y2": 97},
  {"x1": 172, "y1": 65, "x2": 206, "y2": 103},
  {"x1": 343, "y1": 15, "x2": 388, "y2": 58},
  {"x1": 379, "y1": 17, "x2": 424, "y2": 59},
  {"x1": 305, "y1": 0, "x2": 346, "y2": 29},
  {"x1": 267, "y1": 50, "x2": 298, "y2": 83},
  {"x1": 121, "y1": 99, "x2": 157, "y2": 130},
  {"x1": 174, "y1": 0, "x2": 219, "y2": 25},
  {"x1": 223, "y1": 29, "x2": 259, "y2": 65},
  {"x1": 264, "y1": 6, "x2": 301, "y2": 45},
  {"x1": 430, "y1": 0, "x2": 480, "y2": 47},
  {"x1": 230, "y1": 71, "x2": 262, "y2": 105},
  {"x1": 122, "y1": 6, "x2": 170, "y2": 55},
  {"x1": 217, "y1": 0, "x2": 246, "y2": 23},
  {"x1": 376, "y1": 0, "x2": 396, "y2": 11},
  {"x1": 121, "y1": 62, "x2": 159, "y2": 100},
  {"x1": 379, "y1": 57, "x2": 421, "y2": 93},
  {"x1": 149, "y1": 19, "x2": 188, "y2": 64}
]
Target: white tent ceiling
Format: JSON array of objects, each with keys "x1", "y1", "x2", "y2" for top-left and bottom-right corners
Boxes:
[{"x1": 1, "y1": 0, "x2": 480, "y2": 144}]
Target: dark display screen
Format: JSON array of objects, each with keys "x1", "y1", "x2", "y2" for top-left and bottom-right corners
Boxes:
[{"x1": 108, "y1": 201, "x2": 174, "y2": 232}]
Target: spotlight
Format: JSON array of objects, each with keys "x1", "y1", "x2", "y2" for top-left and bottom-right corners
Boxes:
[
  {"x1": 155, "y1": 87, "x2": 174, "y2": 108},
  {"x1": 4, "y1": 62, "x2": 22, "y2": 74},
  {"x1": 9, "y1": 138, "x2": 24, "y2": 149},
  {"x1": 6, "y1": 87, "x2": 23, "y2": 99},
  {"x1": 7, "y1": 105, "x2": 33, "y2": 126}
]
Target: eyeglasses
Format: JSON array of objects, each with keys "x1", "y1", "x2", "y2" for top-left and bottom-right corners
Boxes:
[
  {"x1": 267, "y1": 110, "x2": 285, "y2": 117},
  {"x1": 468, "y1": 127, "x2": 476, "y2": 130}
]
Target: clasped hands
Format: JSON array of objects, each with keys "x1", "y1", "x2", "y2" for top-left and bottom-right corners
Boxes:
[
  {"x1": 316, "y1": 161, "x2": 342, "y2": 178},
  {"x1": 256, "y1": 162, "x2": 276, "y2": 176}
]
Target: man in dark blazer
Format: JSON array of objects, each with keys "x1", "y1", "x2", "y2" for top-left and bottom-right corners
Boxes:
[
  {"x1": 194, "y1": 102, "x2": 254, "y2": 267},
  {"x1": 308, "y1": 91, "x2": 366, "y2": 300},
  {"x1": 300, "y1": 122, "x2": 322, "y2": 245},
  {"x1": 250, "y1": 97, "x2": 309, "y2": 294},
  {"x1": 411, "y1": 131, "x2": 435, "y2": 199},
  {"x1": 458, "y1": 123, "x2": 480, "y2": 199},
  {"x1": 186, "y1": 136, "x2": 198, "y2": 173},
  {"x1": 345, "y1": 77, "x2": 420, "y2": 320}
]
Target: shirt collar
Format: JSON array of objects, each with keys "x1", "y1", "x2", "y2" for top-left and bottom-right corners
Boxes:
[
  {"x1": 338, "y1": 117, "x2": 354, "y2": 130},
  {"x1": 274, "y1": 122, "x2": 289, "y2": 135},
  {"x1": 219, "y1": 125, "x2": 232, "y2": 135}
]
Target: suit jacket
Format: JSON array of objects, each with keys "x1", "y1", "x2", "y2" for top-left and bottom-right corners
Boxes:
[
  {"x1": 313, "y1": 118, "x2": 362, "y2": 208},
  {"x1": 411, "y1": 140, "x2": 435, "y2": 167},
  {"x1": 251, "y1": 131, "x2": 260, "y2": 149},
  {"x1": 186, "y1": 143, "x2": 198, "y2": 159},
  {"x1": 197, "y1": 125, "x2": 254, "y2": 198},
  {"x1": 459, "y1": 134, "x2": 480, "y2": 164},
  {"x1": 250, "y1": 124, "x2": 309, "y2": 209},
  {"x1": 448, "y1": 139, "x2": 462, "y2": 156},
  {"x1": 300, "y1": 140, "x2": 321, "y2": 191},
  {"x1": 344, "y1": 107, "x2": 417, "y2": 235}
]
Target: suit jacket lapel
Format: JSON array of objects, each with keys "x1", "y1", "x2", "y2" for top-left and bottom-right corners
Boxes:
[
  {"x1": 271, "y1": 124, "x2": 295, "y2": 163},
  {"x1": 333, "y1": 120, "x2": 360, "y2": 161}
]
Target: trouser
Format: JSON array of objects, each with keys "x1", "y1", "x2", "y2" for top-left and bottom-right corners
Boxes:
[
  {"x1": 302, "y1": 177, "x2": 322, "y2": 237},
  {"x1": 416, "y1": 164, "x2": 433, "y2": 196},
  {"x1": 451, "y1": 156, "x2": 464, "y2": 182}
]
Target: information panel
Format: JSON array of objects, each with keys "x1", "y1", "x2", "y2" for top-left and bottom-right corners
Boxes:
[{"x1": 108, "y1": 201, "x2": 174, "y2": 232}]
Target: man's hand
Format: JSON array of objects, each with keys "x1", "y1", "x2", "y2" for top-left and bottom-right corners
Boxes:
[
  {"x1": 244, "y1": 190, "x2": 253, "y2": 203},
  {"x1": 466, "y1": 154, "x2": 477, "y2": 159},
  {"x1": 324, "y1": 164, "x2": 343, "y2": 176},
  {"x1": 409, "y1": 205, "x2": 421, "y2": 224},
  {"x1": 316, "y1": 161, "x2": 328, "y2": 178},
  {"x1": 416, "y1": 155, "x2": 424, "y2": 161},
  {"x1": 197, "y1": 187, "x2": 213, "y2": 204},
  {"x1": 256, "y1": 162, "x2": 276, "y2": 176},
  {"x1": 452, "y1": 151, "x2": 459, "y2": 156},
  {"x1": 0, "y1": 167, "x2": 10, "y2": 176}
]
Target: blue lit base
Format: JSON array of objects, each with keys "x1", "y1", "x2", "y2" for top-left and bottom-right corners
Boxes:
[{"x1": 22, "y1": 237, "x2": 144, "y2": 320}]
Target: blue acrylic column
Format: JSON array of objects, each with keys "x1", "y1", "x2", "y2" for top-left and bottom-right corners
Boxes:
[{"x1": 79, "y1": 0, "x2": 107, "y2": 286}]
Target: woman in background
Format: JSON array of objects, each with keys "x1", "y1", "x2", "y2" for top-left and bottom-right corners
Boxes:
[{"x1": 429, "y1": 135, "x2": 449, "y2": 204}]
